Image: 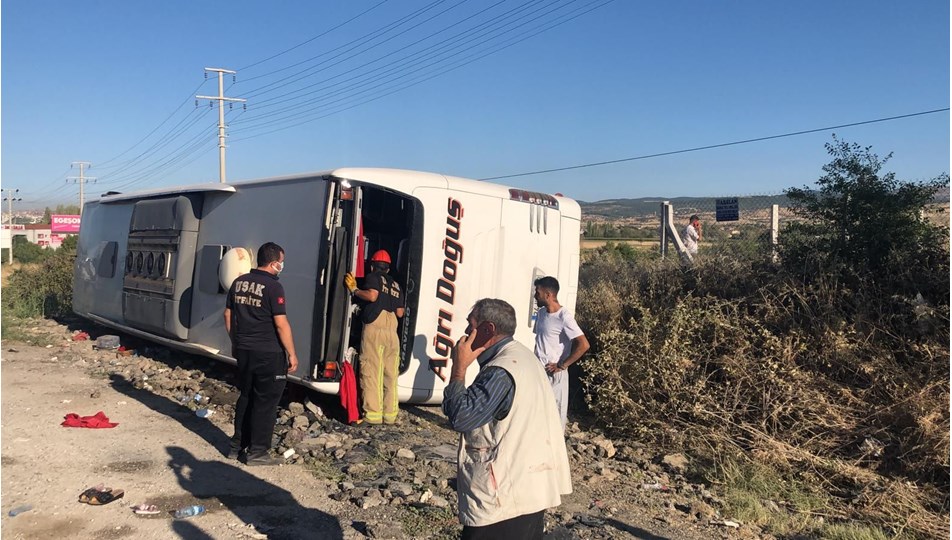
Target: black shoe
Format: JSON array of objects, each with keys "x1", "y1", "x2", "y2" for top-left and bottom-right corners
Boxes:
[
  {"x1": 226, "y1": 446, "x2": 243, "y2": 460},
  {"x1": 245, "y1": 453, "x2": 284, "y2": 466}
]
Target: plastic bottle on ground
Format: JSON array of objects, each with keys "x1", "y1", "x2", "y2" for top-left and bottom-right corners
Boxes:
[
  {"x1": 173, "y1": 505, "x2": 206, "y2": 519},
  {"x1": 8, "y1": 504, "x2": 33, "y2": 517}
]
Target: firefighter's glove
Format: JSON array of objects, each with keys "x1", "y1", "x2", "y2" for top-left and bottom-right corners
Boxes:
[{"x1": 344, "y1": 273, "x2": 357, "y2": 293}]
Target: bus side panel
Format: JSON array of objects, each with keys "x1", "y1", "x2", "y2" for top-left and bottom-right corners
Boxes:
[
  {"x1": 498, "y1": 200, "x2": 564, "y2": 344},
  {"x1": 186, "y1": 178, "x2": 329, "y2": 379},
  {"x1": 402, "y1": 188, "x2": 504, "y2": 398},
  {"x1": 73, "y1": 201, "x2": 135, "y2": 323},
  {"x1": 558, "y1": 202, "x2": 582, "y2": 314}
]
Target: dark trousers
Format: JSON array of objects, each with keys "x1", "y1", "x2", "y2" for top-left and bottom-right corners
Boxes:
[
  {"x1": 461, "y1": 511, "x2": 544, "y2": 540},
  {"x1": 232, "y1": 348, "x2": 287, "y2": 456}
]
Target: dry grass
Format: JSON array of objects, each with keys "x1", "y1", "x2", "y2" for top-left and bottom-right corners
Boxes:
[{"x1": 576, "y1": 251, "x2": 949, "y2": 539}]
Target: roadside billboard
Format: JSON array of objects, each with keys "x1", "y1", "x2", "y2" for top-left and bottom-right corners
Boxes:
[{"x1": 52, "y1": 215, "x2": 81, "y2": 233}]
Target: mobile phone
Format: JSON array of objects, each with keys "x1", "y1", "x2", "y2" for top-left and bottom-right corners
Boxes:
[{"x1": 470, "y1": 321, "x2": 494, "y2": 349}]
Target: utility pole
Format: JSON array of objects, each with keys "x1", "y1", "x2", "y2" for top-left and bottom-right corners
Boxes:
[
  {"x1": 68, "y1": 162, "x2": 96, "y2": 214},
  {"x1": 197, "y1": 67, "x2": 246, "y2": 184},
  {"x1": 2, "y1": 188, "x2": 22, "y2": 265}
]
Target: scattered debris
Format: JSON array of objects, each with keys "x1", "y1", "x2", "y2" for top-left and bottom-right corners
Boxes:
[
  {"x1": 132, "y1": 504, "x2": 160, "y2": 515},
  {"x1": 8, "y1": 504, "x2": 33, "y2": 517},
  {"x1": 95, "y1": 335, "x2": 120, "y2": 350},
  {"x1": 11, "y1": 320, "x2": 746, "y2": 539}
]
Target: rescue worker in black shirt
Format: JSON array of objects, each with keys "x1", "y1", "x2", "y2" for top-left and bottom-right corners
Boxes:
[
  {"x1": 344, "y1": 249, "x2": 405, "y2": 425},
  {"x1": 224, "y1": 242, "x2": 299, "y2": 465}
]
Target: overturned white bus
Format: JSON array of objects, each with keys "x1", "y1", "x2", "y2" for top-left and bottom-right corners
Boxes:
[{"x1": 73, "y1": 168, "x2": 581, "y2": 404}]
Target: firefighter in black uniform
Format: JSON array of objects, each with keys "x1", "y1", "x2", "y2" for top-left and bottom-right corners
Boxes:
[
  {"x1": 344, "y1": 249, "x2": 405, "y2": 425},
  {"x1": 224, "y1": 242, "x2": 299, "y2": 465}
]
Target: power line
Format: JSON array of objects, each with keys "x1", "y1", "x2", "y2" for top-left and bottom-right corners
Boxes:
[
  {"x1": 237, "y1": 0, "x2": 461, "y2": 99},
  {"x1": 95, "y1": 79, "x2": 212, "y2": 170},
  {"x1": 238, "y1": 0, "x2": 392, "y2": 73},
  {"x1": 89, "y1": 109, "x2": 246, "y2": 196},
  {"x1": 235, "y1": 0, "x2": 546, "y2": 117},
  {"x1": 95, "y1": 107, "x2": 211, "y2": 183},
  {"x1": 479, "y1": 108, "x2": 952, "y2": 181},
  {"x1": 20, "y1": 167, "x2": 75, "y2": 203},
  {"x1": 230, "y1": 0, "x2": 611, "y2": 141}
]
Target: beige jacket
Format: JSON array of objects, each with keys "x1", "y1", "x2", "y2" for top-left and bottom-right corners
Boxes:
[{"x1": 456, "y1": 340, "x2": 572, "y2": 527}]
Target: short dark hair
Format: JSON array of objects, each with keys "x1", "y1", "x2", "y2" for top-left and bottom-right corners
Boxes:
[
  {"x1": 689, "y1": 214, "x2": 700, "y2": 223},
  {"x1": 257, "y1": 242, "x2": 284, "y2": 266},
  {"x1": 534, "y1": 276, "x2": 560, "y2": 295},
  {"x1": 371, "y1": 261, "x2": 390, "y2": 273},
  {"x1": 470, "y1": 299, "x2": 516, "y2": 337}
]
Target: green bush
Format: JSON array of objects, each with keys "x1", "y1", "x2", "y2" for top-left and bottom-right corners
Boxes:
[
  {"x1": 12, "y1": 236, "x2": 51, "y2": 264},
  {"x1": 781, "y1": 136, "x2": 949, "y2": 304},
  {"x1": 2, "y1": 244, "x2": 76, "y2": 318}
]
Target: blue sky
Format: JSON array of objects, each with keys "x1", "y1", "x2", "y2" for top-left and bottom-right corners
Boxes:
[{"x1": 2, "y1": 0, "x2": 949, "y2": 207}]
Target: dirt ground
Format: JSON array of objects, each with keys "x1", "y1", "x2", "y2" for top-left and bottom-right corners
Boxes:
[
  {"x1": 1, "y1": 321, "x2": 755, "y2": 540},
  {"x1": 1, "y1": 342, "x2": 350, "y2": 540}
]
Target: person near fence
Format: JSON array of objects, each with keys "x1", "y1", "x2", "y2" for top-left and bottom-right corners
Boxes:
[
  {"x1": 442, "y1": 298, "x2": 572, "y2": 539},
  {"x1": 533, "y1": 276, "x2": 590, "y2": 429},
  {"x1": 683, "y1": 214, "x2": 702, "y2": 255}
]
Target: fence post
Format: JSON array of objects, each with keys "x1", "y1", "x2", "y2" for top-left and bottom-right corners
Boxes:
[
  {"x1": 662, "y1": 202, "x2": 692, "y2": 264},
  {"x1": 659, "y1": 201, "x2": 669, "y2": 259},
  {"x1": 770, "y1": 204, "x2": 779, "y2": 262}
]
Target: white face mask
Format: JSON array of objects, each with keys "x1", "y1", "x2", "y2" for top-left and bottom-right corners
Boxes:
[{"x1": 272, "y1": 261, "x2": 284, "y2": 274}]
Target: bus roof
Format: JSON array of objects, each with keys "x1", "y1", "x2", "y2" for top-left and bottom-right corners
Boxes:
[{"x1": 93, "y1": 168, "x2": 579, "y2": 219}]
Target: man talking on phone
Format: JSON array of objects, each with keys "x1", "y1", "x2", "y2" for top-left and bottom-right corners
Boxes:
[{"x1": 442, "y1": 298, "x2": 572, "y2": 539}]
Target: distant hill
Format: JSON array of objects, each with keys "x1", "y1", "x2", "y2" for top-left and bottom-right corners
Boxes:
[{"x1": 579, "y1": 194, "x2": 792, "y2": 220}]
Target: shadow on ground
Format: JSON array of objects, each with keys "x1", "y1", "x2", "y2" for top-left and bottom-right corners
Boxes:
[
  {"x1": 109, "y1": 374, "x2": 233, "y2": 455},
  {"x1": 167, "y1": 446, "x2": 343, "y2": 540}
]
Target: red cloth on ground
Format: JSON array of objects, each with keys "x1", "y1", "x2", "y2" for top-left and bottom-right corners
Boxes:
[
  {"x1": 61, "y1": 411, "x2": 118, "y2": 428},
  {"x1": 339, "y1": 362, "x2": 359, "y2": 424}
]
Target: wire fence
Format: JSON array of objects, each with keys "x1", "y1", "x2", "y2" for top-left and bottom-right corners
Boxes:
[{"x1": 581, "y1": 193, "x2": 793, "y2": 262}]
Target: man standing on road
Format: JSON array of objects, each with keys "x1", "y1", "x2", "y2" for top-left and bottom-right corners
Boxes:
[
  {"x1": 224, "y1": 242, "x2": 298, "y2": 466},
  {"x1": 533, "y1": 276, "x2": 590, "y2": 430},
  {"x1": 443, "y1": 298, "x2": 572, "y2": 539},
  {"x1": 344, "y1": 249, "x2": 404, "y2": 425},
  {"x1": 682, "y1": 214, "x2": 702, "y2": 256}
]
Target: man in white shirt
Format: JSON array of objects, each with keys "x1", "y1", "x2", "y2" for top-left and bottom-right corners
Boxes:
[
  {"x1": 683, "y1": 214, "x2": 701, "y2": 256},
  {"x1": 533, "y1": 276, "x2": 590, "y2": 429}
]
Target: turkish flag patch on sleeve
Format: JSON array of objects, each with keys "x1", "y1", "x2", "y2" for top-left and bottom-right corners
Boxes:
[{"x1": 277, "y1": 297, "x2": 285, "y2": 305}]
